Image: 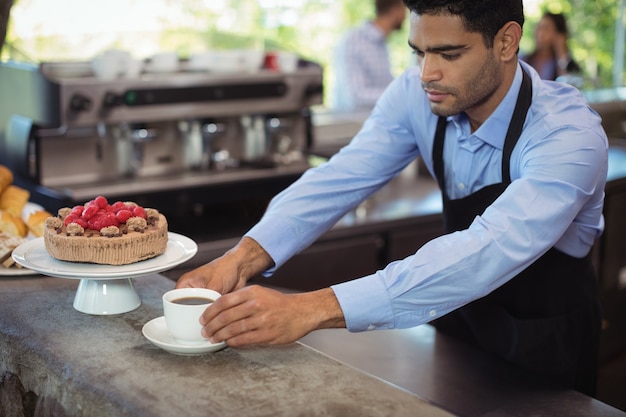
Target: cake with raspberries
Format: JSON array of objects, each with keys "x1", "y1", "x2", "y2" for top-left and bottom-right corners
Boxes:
[{"x1": 43, "y1": 196, "x2": 168, "y2": 265}]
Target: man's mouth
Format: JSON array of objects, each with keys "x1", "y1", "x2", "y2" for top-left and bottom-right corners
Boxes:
[{"x1": 424, "y1": 88, "x2": 449, "y2": 103}]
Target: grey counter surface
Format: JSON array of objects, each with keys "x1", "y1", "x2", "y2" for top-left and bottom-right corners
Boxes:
[
  {"x1": 0, "y1": 273, "x2": 453, "y2": 417},
  {"x1": 302, "y1": 328, "x2": 626, "y2": 417}
]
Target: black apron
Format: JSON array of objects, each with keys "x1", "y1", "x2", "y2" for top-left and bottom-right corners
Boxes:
[{"x1": 431, "y1": 69, "x2": 601, "y2": 397}]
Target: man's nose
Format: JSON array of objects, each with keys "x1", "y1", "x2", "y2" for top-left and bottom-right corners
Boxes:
[{"x1": 419, "y1": 55, "x2": 442, "y2": 83}]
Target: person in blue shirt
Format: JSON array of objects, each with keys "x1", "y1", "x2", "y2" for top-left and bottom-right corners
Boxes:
[
  {"x1": 332, "y1": 0, "x2": 407, "y2": 111},
  {"x1": 177, "y1": 0, "x2": 607, "y2": 397}
]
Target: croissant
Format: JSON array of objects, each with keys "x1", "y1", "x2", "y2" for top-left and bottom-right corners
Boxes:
[
  {"x1": 26, "y1": 210, "x2": 53, "y2": 237},
  {"x1": 0, "y1": 210, "x2": 28, "y2": 238},
  {"x1": 0, "y1": 185, "x2": 30, "y2": 217},
  {"x1": 0, "y1": 165, "x2": 13, "y2": 195}
]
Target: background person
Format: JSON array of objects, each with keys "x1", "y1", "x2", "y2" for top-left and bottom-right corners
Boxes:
[
  {"x1": 332, "y1": 0, "x2": 407, "y2": 111},
  {"x1": 178, "y1": 0, "x2": 607, "y2": 397},
  {"x1": 521, "y1": 12, "x2": 581, "y2": 81}
]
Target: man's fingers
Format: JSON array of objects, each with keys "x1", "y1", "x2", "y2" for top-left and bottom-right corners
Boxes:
[{"x1": 201, "y1": 293, "x2": 256, "y2": 339}]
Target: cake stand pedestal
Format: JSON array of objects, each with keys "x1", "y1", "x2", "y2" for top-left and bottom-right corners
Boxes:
[
  {"x1": 73, "y1": 278, "x2": 141, "y2": 315},
  {"x1": 12, "y1": 232, "x2": 198, "y2": 315}
]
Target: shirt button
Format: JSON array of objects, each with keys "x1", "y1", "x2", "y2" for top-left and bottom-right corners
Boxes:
[
  {"x1": 429, "y1": 310, "x2": 437, "y2": 318},
  {"x1": 367, "y1": 324, "x2": 376, "y2": 331},
  {"x1": 457, "y1": 182, "x2": 465, "y2": 191}
]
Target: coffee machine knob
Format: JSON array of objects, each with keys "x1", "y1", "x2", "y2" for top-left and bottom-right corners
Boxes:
[
  {"x1": 102, "y1": 91, "x2": 124, "y2": 109},
  {"x1": 69, "y1": 94, "x2": 93, "y2": 113}
]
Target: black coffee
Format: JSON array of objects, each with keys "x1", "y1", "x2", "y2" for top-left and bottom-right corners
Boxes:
[{"x1": 171, "y1": 297, "x2": 214, "y2": 305}]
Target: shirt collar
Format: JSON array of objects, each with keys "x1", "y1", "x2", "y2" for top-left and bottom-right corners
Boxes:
[{"x1": 451, "y1": 64, "x2": 524, "y2": 150}]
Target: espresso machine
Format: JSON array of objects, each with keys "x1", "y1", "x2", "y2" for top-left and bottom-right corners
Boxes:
[{"x1": 0, "y1": 60, "x2": 323, "y2": 241}]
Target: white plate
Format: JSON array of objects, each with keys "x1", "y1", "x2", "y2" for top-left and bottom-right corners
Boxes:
[
  {"x1": 0, "y1": 266, "x2": 39, "y2": 276},
  {"x1": 21, "y1": 201, "x2": 45, "y2": 220},
  {"x1": 11, "y1": 232, "x2": 197, "y2": 280},
  {"x1": 142, "y1": 316, "x2": 227, "y2": 355}
]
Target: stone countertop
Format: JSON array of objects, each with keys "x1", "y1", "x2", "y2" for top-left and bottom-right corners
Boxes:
[{"x1": 0, "y1": 273, "x2": 453, "y2": 417}]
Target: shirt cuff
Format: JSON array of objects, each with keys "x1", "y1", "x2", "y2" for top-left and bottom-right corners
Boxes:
[
  {"x1": 331, "y1": 274, "x2": 395, "y2": 332},
  {"x1": 245, "y1": 215, "x2": 297, "y2": 276}
]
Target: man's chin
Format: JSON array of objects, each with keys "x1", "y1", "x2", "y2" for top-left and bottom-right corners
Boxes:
[{"x1": 429, "y1": 103, "x2": 453, "y2": 117}]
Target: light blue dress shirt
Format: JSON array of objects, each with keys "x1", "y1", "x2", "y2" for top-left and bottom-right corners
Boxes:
[
  {"x1": 333, "y1": 21, "x2": 394, "y2": 111},
  {"x1": 246, "y1": 62, "x2": 608, "y2": 333}
]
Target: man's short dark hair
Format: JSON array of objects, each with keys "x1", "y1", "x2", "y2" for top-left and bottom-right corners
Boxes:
[
  {"x1": 376, "y1": 0, "x2": 405, "y2": 16},
  {"x1": 402, "y1": 0, "x2": 525, "y2": 48}
]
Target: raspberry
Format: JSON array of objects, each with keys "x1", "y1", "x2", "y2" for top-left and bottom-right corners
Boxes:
[
  {"x1": 87, "y1": 216, "x2": 99, "y2": 231},
  {"x1": 72, "y1": 218, "x2": 88, "y2": 229},
  {"x1": 111, "y1": 201, "x2": 127, "y2": 212},
  {"x1": 94, "y1": 196, "x2": 108, "y2": 209},
  {"x1": 132, "y1": 206, "x2": 146, "y2": 219},
  {"x1": 115, "y1": 209, "x2": 133, "y2": 223},
  {"x1": 64, "y1": 214, "x2": 79, "y2": 226},
  {"x1": 89, "y1": 211, "x2": 118, "y2": 231},
  {"x1": 82, "y1": 205, "x2": 99, "y2": 220},
  {"x1": 70, "y1": 205, "x2": 84, "y2": 217}
]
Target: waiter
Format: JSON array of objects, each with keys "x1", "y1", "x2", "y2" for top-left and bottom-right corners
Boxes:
[{"x1": 178, "y1": 0, "x2": 607, "y2": 397}]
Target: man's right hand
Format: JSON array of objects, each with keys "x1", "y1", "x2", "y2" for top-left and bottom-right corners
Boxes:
[{"x1": 175, "y1": 236, "x2": 274, "y2": 295}]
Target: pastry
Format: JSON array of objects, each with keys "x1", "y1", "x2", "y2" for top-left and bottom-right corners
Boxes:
[
  {"x1": 44, "y1": 196, "x2": 168, "y2": 265},
  {"x1": 26, "y1": 210, "x2": 53, "y2": 238},
  {"x1": 0, "y1": 185, "x2": 30, "y2": 217},
  {"x1": 0, "y1": 232, "x2": 27, "y2": 269},
  {"x1": 0, "y1": 165, "x2": 13, "y2": 194},
  {"x1": 0, "y1": 210, "x2": 28, "y2": 238}
]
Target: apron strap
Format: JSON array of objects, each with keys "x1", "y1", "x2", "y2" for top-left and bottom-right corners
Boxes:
[
  {"x1": 501, "y1": 69, "x2": 532, "y2": 183},
  {"x1": 433, "y1": 115, "x2": 448, "y2": 191}
]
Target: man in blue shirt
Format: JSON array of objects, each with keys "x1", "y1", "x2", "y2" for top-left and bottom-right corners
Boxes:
[
  {"x1": 333, "y1": 0, "x2": 407, "y2": 111},
  {"x1": 178, "y1": 0, "x2": 607, "y2": 396}
]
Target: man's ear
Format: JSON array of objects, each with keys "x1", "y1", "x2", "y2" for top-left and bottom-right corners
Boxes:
[{"x1": 496, "y1": 21, "x2": 522, "y2": 62}]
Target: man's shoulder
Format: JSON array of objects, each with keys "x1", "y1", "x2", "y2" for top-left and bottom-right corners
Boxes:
[
  {"x1": 532, "y1": 79, "x2": 592, "y2": 114},
  {"x1": 529, "y1": 79, "x2": 604, "y2": 135}
]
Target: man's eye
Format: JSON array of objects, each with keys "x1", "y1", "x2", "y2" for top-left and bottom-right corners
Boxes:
[
  {"x1": 442, "y1": 53, "x2": 461, "y2": 61},
  {"x1": 412, "y1": 50, "x2": 425, "y2": 57}
]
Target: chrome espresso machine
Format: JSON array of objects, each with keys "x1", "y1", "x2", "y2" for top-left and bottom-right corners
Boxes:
[{"x1": 0, "y1": 60, "x2": 323, "y2": 241}]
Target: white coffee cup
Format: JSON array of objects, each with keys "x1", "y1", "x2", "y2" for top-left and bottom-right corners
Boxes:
[
  {"x1": 162, "y1": 288, "x2": 221, "y2": 345},
  {"x1": 123, "y1": 58, "x2": 144, "y2": 78},
  {"x1": 149, "y1": 51, "x2": 179, "y2": 73},
  {"x1": 91, "y1": 54, "x2": 121, "y2": 80}
]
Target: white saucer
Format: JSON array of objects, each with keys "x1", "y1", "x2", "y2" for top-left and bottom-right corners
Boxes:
[{"x1": 142, "y1": 316, "x2": 227, "y2": 355}]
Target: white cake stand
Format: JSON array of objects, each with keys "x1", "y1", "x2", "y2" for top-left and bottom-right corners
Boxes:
[{"x1": 12, "y1": 232, "x2": 198, "y2": 315}]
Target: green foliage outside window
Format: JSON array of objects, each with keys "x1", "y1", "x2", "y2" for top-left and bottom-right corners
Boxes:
[{"x1": 2, "y1": 0, "x2": 624, "y2": 102}]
